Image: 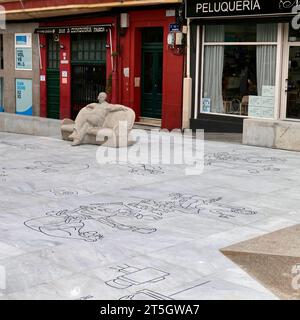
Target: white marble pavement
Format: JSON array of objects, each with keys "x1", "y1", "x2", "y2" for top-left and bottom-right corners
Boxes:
[{"x1": 0, "y1": 130, "x2": 299, "y2": 300}]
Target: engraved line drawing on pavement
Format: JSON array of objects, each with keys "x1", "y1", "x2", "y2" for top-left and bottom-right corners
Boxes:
[
  {"x1": 24, "y1": 193, "x2": 258, "y2": 242},
  {"x1": 119, "y1": 281, "x2": 212, "y2": 300},
  {"x1": 105, "y1": 264, "x2": 170, "y2": 289}
]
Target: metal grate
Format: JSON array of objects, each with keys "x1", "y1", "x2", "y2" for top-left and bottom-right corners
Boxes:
[
  {"x1": 47, "y1": 35, "x2": 60, "y2": 70},
  {"x1": 71, "y1": 65, "x2": 106, "y2": 119}
]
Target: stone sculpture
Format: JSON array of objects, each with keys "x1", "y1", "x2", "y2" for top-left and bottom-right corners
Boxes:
[{"x1": 61, "y1": 92, "x2": 136, "y2": 147}]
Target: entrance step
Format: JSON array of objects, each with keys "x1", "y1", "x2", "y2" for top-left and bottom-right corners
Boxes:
[{"x1": 136, "y1": 117, "x2": 161, "y2": 128}]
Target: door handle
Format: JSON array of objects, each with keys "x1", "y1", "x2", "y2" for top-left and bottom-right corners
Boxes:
[{"x1": 285, "y1": 79, "x2": 289, "y2": 93}]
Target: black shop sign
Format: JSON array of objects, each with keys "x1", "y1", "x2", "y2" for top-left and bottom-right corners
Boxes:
[
  {"x1": 186, "y1": 0, "x2": 300, "y2": 19},
  {"x1": 35, "y1": 24, "x2": 111, "y2": 34}
]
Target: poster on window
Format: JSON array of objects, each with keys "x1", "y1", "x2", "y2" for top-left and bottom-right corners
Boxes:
[
  {"x1": 15, "y1": 48, "x2": 32, "y2": 70},
  {"x1": 16, "y1": 79, "x2": 33, "y2": 116},
  {"x1": 202, "y1": 98, "x2": 211, "y2": 112},
  {"x1": 262, "y1": 85, "x2": 275, "y2": 97}
]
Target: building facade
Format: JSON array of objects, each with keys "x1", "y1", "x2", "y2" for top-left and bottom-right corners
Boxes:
[
  {"x1": 0, "y1": 0, "x2": 185, "y2": 130},
  {"x1": 186, "y1": 0, "x2": 300, "y2": 133},
  {"x1": 0, "y1": 23, "x2": 40, "y2": 116}
]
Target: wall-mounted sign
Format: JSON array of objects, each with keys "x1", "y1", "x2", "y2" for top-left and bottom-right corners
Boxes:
[
  {"x1": 16, "y1": 79, "x2": 33, "y2": 116},
  {"x1": 15, "y1": 33, "x2": 33, "y2": 70},
  {"x1": 186, "y1": 0, "x2": 299, "y2": 19},
  {"x1": 15, "y1": 33, "x2": 32, "y2": 48},
  {"x1": 35, "y1": 24, "x2": 111, "y2": 34},
  {"x1": 16, "y1": 48, "x2": 32, "y2": 70},
  {"x1": 166, "y1": 9, "x2": 176, "y2": 17},
  {"x1": 169, "y1": 23, "x2": 180, "y2": 32}
]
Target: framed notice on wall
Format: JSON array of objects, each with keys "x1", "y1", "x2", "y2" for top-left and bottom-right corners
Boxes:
[
  {"x1": 16, "y1": 79, "x2": 33, "y2": 116},
  {"x1": 15, "y1": 33, "x2": 32, "y2": 70},
  {"x1": 16, "y1": 48, "x2": 32, "y2": 70}
]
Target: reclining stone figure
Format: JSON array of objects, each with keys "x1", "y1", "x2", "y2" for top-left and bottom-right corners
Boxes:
[{"x1": 61, "y1": 92, "x2": 136, "y2": 147}]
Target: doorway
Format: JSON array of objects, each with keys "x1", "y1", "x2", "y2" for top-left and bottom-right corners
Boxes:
[
  {"x1": 286, "y1": 45, "x2": 300, "y2": 119},
  {"x1": 46, "y1": 35, "x2": 60, "y2": 119},
  {"x1": 141, "y1": 28, "x2": 163, "y2": 119},
  {"x1": 71, "y1": 33, "x2": 106, "y2": 119}
]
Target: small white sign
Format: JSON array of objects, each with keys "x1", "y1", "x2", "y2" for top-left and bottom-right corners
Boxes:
[
  {"x1": 248, "y1": 106, "x2": 261, "y2": 117},
  {"x1": 166, "y1": 9, "x2": 176, "y2": 17},
  {"x1": 62, "y1": 71, "x2": 68, "y2": 78},
  {"x1": 261, "y1": 96, "x2": 275, "y2": 108},
  {"x1": 262, "y1": 85, "x2": 275, "y2": 97},
  {"x1": 40, "y1": 75, "x2": 46, "y2": 82},
  {"x1": 261, "y1": 107, "x2": 274, "y2": 118},
  {"x1": 248, "y1": 95, "x2": 262, "y2": 107},
  {"x1": 123, "y1": 67, "x2": 130, "y2": 78}
]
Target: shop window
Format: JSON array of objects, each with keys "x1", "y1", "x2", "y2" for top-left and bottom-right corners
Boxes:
[
  {"x1": 202, "y1": 23, "x2": 278, "y2": 119},
  {"x1": 0, "y1": 35, "x2": 3, "y2": 69},
  {"x1": 205, "y1": 24, "x2": 258, "y2": 42},
  {"x1": 289, "y1": 27, "x2": 300, "y2": 42}
]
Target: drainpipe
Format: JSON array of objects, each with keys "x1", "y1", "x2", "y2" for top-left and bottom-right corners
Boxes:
[{"x1": 182, "y1": 18, "x2": 192, "y2": 130}]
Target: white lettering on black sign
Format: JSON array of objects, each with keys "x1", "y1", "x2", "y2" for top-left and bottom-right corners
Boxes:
[
  {"x1": 186, "y1": 0, "x2": 300, "y2": 18},
  {"x1": 196, "y1": 0, "x2": 261, "y2": 14}
]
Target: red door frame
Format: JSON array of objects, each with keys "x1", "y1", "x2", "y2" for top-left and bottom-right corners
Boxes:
[{"x1": 119, "y1": 8, "x2": 184, "y2": 129}]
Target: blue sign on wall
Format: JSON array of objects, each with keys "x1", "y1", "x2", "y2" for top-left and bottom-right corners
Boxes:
[
  {"x1": 16, "y1": 35, "x2": 28, "y2": 46},
  {"x1": 16, "y1": 79, "x2": 33, "y2": 116},
  {"x1": 169, "y1": 23, "x2": 180, "y2": 32}
]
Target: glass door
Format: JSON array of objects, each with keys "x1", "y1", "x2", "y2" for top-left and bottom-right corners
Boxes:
[{"x1": 286, "y1": 45, "x2": 300, "y2": 119}]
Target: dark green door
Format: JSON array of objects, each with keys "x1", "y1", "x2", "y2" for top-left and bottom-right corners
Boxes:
[
  {"x1": 47, "y1": 35, "x2": 60, "y2": 119},
  {"x1": 141, "y1": 28, "x2": 163, "y2": 119}
]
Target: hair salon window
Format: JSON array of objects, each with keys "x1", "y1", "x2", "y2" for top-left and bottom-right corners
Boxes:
[{"x1": 201, "y1": 23, "x2": 278, "y2": 118}]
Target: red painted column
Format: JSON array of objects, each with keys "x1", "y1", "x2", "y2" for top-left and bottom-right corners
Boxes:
[
  {"x1": 111, "y1": 22, "x2": 119, "y2": 104},
  {"x1": 59, "y1": 34, "x2": 71, "y2": 119},
  {"x1": 161, "y1": 27, "x2": 184, "y2": 130},
  {"x1": 119, "y1": 24, "x2": 132, "y2": 110},
  {"x1": 39, "y1": 34, "x2": 47, "y2": 118}
]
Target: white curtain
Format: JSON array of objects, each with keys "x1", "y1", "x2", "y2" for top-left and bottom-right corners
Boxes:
[
  {"x1": 256, "y1": 24, "x2": 277, "y2": 95},
  {"x1": 203, "y1": 25, "x2": 224, "y2": 113}
]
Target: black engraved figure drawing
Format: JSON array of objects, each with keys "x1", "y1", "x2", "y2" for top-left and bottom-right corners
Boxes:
[
  {"x1": 24, "y1": 193, "x2": 258, "y2": 242},
  {"x1": 204, "y1": 151, "x2": 286, "y2": 174}
]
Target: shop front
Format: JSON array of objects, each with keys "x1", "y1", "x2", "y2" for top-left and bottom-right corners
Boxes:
[
  {"x1": 186, "y1": 0, "x2": 300, "y2": 133},
  {"x1": 37, "y1": 16, "x2": 116, "y2": 120},
  {"x1": 36, "y1": 6, "x2": 185, "y2": 130}
]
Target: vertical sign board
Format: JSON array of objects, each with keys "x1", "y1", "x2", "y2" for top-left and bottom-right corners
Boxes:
[
  {"x1": 16, "y1": 79, "x2": 33, "y2": 116},
  {"x1": 15, "y1": 33, "x2": 32, "y2": 70}
]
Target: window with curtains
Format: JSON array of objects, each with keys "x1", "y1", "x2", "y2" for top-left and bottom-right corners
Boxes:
[{"x1": 202, "y1": 23, "x2": 278, "y2": 119}]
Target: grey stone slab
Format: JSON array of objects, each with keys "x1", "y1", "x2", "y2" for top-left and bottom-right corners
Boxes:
[{"x1": 0, "y1": 131, "x2": 299, "y2": 300}]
